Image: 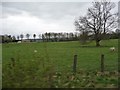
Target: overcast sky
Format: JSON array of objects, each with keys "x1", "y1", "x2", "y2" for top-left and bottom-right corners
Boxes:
[{"x1": 0, "y1": 0, "x2": 119, "y2": 38}]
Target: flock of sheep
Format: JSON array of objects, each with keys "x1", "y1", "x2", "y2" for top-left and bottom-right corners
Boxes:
[
  {"x1": 33, "y1": 47, "x2": 116, "y2": 53},
  {"x1": 17, "y1": 41, "x2": 116, "y2": 52}
]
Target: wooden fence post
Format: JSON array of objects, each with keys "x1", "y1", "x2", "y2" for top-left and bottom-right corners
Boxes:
[
  {"x1": 101, "y1": 54, "x2": 104, "y2": 72},
  {"x1": 73, "y1": 55, "x2": 77, "y2": 73}
]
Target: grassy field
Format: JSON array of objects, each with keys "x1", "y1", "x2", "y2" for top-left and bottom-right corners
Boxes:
[{"x1": 2, "y1": 39, "x2": 119, "y2": 88}]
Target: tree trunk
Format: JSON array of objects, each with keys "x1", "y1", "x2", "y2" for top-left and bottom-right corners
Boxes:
[
  {"x1": 34, "y1": 38, "x2": 35, "y2": 42},
  {"x1": 96, "y1": 40, "x2": 100, "y2": 47}
]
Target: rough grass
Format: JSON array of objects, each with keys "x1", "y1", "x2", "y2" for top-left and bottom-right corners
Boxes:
[{"x1": 2, "y1": 39, "x2": 119, "y2": 88}]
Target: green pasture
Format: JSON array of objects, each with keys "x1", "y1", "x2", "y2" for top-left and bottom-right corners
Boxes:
[{"x1": 2, "y1": 39, "x2": 119, "y2": 88}]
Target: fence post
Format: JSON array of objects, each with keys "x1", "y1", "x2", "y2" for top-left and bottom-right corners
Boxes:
[
  {"x1": 101, "y1": 54, "x2": 104, "y2": 72},
  {"x1": 73, "y1": 55, "x2": 77, "y2": 73},
  {"x1": 11, "y1": 58, "x2": 15, "y2": 67}
]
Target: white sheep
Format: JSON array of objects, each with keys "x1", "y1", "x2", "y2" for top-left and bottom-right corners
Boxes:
[
  {"x1": 110, "y1": 47, "x2": 115, "y2": 52},
  {"x1": 17, "y1": 41, "x2": 21, "y2": 43},
  {"x1": 34, "y1": 50, "x2": 37, "y2": 53}
]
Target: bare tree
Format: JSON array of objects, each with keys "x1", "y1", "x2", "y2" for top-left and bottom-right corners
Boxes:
[
  {"x1": 42, "y1": 34, "x2": 45, "y2": 42},
  {"x1": 20, "y1": 34, "x2": 24, "y2": 40},
  {"x1": 39, "y1": 34, "x2": 41, "y2": 39},
  {"x1": 48, "y1": 33, "x2": 51, "y2": 41},
  {"x1": 17, "y1": 36, "x2": 19, "y2": 40},
  {"x1": 26, "y1": 34, "x2": 30, "y2": 39},
  {"x1": 66, "y1": 33, "x2": 69, "y2": 40},
  {"x1": 75, "y1": 16, "x2": 91, "y2": 44},
  {"x1": 75, "y1": 1, "x2": 117, "y2": 46},
  {"x1": 58, "y1": 33, "x2": 62, "y2": 41},
  {"x1": 102, "y1": 2, "x2": 117, "y2": 34},
  {"x1": 54, "y1": 33, "x2": 58, "y2": 42},
  {"x1": 12, "y1": 36, "x2": 16, "y2": 42},
  {"x1": 33, "y1": 34, "x2": 36, "y2": 41},
  {"x1": 69, "y1": 33, "x2": 74, "y2": 40}
]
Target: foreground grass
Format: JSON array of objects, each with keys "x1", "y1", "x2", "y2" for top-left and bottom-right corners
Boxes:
[{"x1": 2, "y1": 39, "x2": 118, "y2": 88}]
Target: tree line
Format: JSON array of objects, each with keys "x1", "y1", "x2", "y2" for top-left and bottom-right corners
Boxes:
[
  {"x1": 0, "y1": 30, "x2": 119, "y2": 43},
  {"x1": 1, "y1": 32, "x2": 80, "y2": 43}
]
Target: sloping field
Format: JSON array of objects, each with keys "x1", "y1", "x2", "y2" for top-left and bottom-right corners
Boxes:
[{"x1": 2, "y1": 39, "x2": 118, "y2": 88}]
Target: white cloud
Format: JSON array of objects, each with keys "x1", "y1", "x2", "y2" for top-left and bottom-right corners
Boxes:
[
  {"x1": 1, "y1": 0, "x2": 120, "y2": 2},
  {"x1": 1, "y1": 2, "x2": 118, "y2": 38},
  {"x1": 1, "y1": 2, "x2": 91, "y2": 37},
  {"x1": 2, "y1": 11, "x2": 76, "y2": 38}
]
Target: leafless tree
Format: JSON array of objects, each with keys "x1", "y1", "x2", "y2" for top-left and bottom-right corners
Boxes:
[
  {"x1": 42, "y1": 34, "x2": 45, "y2": 42},
  {"x1": 20, "y1": 34, "x2": 24, "y2": 40},
  {"x1": 12, "y1": 36, "x2": 16, "y2": 42},
  {"x1": 33, "y1": 34, "x2": 36, "y2": 41},
  {"x1": 26, "y1": 34, "x2": 30, "y2": 39},
  {"x1": 39, "y1": 34, "x2": 41, "y2": 39},
  {"x1": 75, "y1": 1, "x2": 118, "y2": 46},
  {"x1": 48, "y1": 33, "x2": 51, "y2": 41},
  {"x1": 17, "y1": 36, "x2": 19, "y2": 40}
]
